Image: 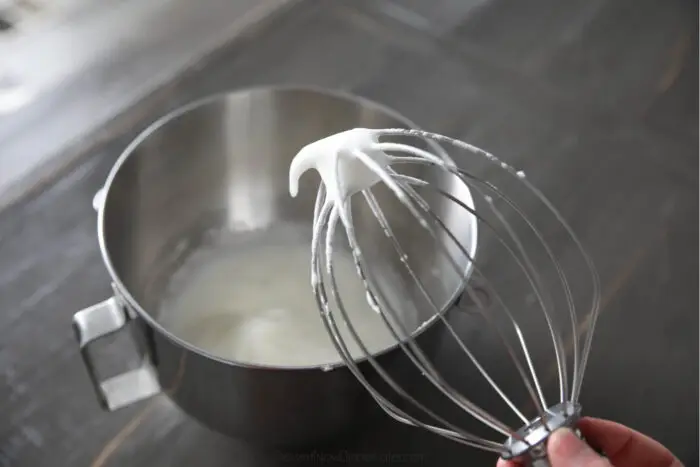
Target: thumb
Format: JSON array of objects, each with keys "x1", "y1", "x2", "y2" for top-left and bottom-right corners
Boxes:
[{"x1": 548, "y1": 428, "x2": 611, "y2": 467}]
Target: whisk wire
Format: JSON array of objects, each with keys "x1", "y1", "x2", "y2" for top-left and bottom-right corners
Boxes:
[
  {"x1": 362, "y1": 188, "x2": 531, "y2": 426},
  {"x1": 379, "y1": 128, "x2": 601, "y2": 405},
  {"x1": 519, "y1": 177, "x2": 604, "y2": 403},
  {"x1": 393, "y1": 174, "x2": 552, "y2": 418},
  {"x1": 313, "y1": 192, "x2": 506, "y2": 452},
  {"x1": 430, "y1": 187, "x2": 561, "y2": 408},
  {"x1": 345, "y1": 150, "x2": 520, "y2": 438},
  {"x1": 353, "y1": 143, "x2": 559, "y2": 431},
  {"x1": 381, "y1": 133, "x2": 571, "y2": 405}
]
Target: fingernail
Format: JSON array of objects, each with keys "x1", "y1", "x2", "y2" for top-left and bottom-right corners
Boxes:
[
  {"x1": 549, "y1": 428, "x2": 610, "y2": 467},
  {"x1": 549, "y1": 428, "x2": 586, "y2": 457}
]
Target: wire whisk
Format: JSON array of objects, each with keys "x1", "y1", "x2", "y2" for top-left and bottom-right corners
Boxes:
[{"x1": 290, "y1": 128, "x2": 601, "y2": 467}]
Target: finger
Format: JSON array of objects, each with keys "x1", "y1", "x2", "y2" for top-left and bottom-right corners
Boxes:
[
  {"x1": 496, "y1": 457, "x2": 521, "y2": 467},
  {"x1": 548, "y1": 428, "x2": 612, "y2": 467},
  {"x1": 578, "y1": 418, "x2": 682, "y2": 467}
]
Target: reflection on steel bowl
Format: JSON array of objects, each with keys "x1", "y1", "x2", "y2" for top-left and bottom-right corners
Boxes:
[{"x1": 72, "y1": 86, "x2": 478, "y2": 447}]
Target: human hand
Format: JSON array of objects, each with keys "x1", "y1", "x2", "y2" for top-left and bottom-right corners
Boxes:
[{"x1": 496, "y1": 417, "x2": 683, "y2": 467}]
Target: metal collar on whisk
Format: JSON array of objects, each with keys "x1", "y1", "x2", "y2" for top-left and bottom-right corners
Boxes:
[{"x1": 297, "y1": 128, "x2": 601, "y2": 467}]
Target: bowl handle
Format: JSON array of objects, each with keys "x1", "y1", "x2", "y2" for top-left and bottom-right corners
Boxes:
[{"x1": 72, "y1": 297, "x2": 161, "y2": 411}]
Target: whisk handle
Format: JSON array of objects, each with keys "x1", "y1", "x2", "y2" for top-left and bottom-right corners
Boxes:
[
  {"x1": 522, "y1": 427, "x2": 607, "y2": 467},
  {"x1": 502, "y1": 402, "x2": 608, "y2": 467}
]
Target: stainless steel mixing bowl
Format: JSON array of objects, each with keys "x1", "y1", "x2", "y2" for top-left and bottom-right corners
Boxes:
[{"x1": 72, "y1": 86, "x2": 478, "y2": 447}]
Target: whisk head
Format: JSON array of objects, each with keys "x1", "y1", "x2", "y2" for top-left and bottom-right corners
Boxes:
[{"x1": 295, "y1": 128, "x2": 601, "y2": 465}]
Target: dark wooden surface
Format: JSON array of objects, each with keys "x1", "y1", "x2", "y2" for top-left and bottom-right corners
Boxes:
[{"x1": 0, "y1": 1, "x2": 697, "y2": 466}]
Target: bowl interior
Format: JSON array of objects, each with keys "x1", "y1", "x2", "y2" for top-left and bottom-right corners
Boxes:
[{"x1": 100, "y1": 88, "x2": 476, "y2": 364}]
